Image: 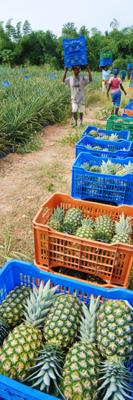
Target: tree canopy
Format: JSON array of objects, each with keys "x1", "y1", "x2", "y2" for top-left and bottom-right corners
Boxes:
[{"x1": 0, "y1": 19, "x2": 133, "y2": 69}]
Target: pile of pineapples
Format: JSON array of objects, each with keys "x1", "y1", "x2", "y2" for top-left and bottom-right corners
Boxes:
[
  {"x1": 88, "y1": 130, "x2": 120, "y2": 141},
  {"x1": 86, "y1": 144, "x2": 127, "y2": 152},
  {"x1": 48, "y1": 207, "x2": 133, "y2": 244},
  {"x1": 81, "y1": 160, "x2": 133, "y2": 176},
  {"x1": 0, "y1": 281, "x2": 132, "y2": 399}
]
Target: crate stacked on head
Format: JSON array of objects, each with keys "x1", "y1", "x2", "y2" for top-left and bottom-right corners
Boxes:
[
  {"x1": 63, "y1": 35, "x2": 87, "y2": 68},
  {"x1": 99, "y1": 51, "x2": 112, "y2": 68}
]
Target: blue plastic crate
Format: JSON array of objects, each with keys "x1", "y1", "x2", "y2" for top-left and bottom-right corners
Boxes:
[
  {"x1": 76, "y1": 135, "x2": 133, "y2": 158},
  {"x1": 63, "y1": 35, "x2": 87, "y2": 67},
  {"x1": 82, "y1": 125, "x2": 130, "y2": 140},
  {"x1": 99, "y1": 57, "x2": 112, "y2": 67},
  {"x1": 71, "y1": 152, "x2": 133, "y2": 205},
  {"x1": 0, "y1": 259, "x2": 133, "y2": 399}
]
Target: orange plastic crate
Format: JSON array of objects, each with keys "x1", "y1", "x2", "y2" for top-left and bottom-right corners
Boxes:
[{"x1": 33, "y1": 193, "x2": 133, "y2": 288}]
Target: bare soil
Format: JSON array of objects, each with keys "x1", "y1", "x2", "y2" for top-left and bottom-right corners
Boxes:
[{"x1": 0, "y1": 106, "x2": 105, "y2": 265}]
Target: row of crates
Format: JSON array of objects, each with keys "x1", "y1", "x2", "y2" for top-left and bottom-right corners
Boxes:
[{"x1": 32, "y1": 124, "x2": 133, "y2": 291}]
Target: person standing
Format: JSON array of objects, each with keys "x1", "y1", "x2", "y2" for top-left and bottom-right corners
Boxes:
[
  {"x1": 107, "y1": 68, "x2": 127, "y2": 115},
  {"x1": 63, "y1": 65, "x2": 92, "y2": 127}
]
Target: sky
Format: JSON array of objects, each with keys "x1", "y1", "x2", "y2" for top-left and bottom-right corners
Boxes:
[{"x1": 1, "y1": 0, "x2": 133, "y2": 36}]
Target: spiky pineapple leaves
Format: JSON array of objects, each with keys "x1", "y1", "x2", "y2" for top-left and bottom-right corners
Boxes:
[
  {"x1": 98, "y1": 359, "x2": 133, "y2": 400},
  {"x1": 24, "y1": 344, "x2": 65, "y2": 396},
  {"x1": 23, "y1": 280, "x2": 59, "y2": 328}
]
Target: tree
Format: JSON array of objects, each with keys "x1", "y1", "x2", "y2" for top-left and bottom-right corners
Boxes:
[
  {"x1": 23, "y1": 20, "x2": 32, "y2": 36},
  {"x1": 79, "y1": 26, "x2": 89, "y2": 37},
  {"x1": 62, "y1": 22, "x2": 78, "y2": 38},
  {"x1": 110, "y1": 19, "x2": 119, "y2": 30}
]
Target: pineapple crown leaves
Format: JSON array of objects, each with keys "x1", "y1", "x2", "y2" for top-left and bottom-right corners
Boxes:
[
  {"x1": 23, "y1": 280, "x2": 59, "y2": 328},
  {"x1": 80, "y1": 295, "x2": 100, "y2": 343},
  {"x1": 98, "y1": 359, "x2": 133, "y2": 400},
  {"x1": 24, "y1": 344, "x2": 64, "y2": 394},
  {"x1": 115, "y1": 213, "x2": 132, "y2": 236}
]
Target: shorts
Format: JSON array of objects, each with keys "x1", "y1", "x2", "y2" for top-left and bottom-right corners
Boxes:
[
  {"x1": 111, "y1": 91, "x2": 121, "y2": 107},
  {"x1": 72, "y1": 102, "x2": 85, "y2": 113}
]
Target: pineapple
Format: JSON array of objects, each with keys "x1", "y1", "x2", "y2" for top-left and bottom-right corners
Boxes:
[
  {"x1": 89, "y1": 130, "x2": 98, "y2": 137},
  {"x1": 117, "y1": 161, "x2": 133, "y2": 176},
  {"x1": 44, "y1": 295, "x2": 82, "y2": 348},
  {"x1": 0, "y1": 281, "x2": 58, "y2": 380},
  {"x1": 0, "y1": 285, "x2": 31, "y2": 328},
  {"x1": 97, "y1": 299, "x2": 133, "y2": 399},
  {"x1": 25, "y1": 295, "x2": 82, "y2": 394},
  {"x1": 111, "y1": 213, "x2": 132, "y2": 244},
  {"x1": 100, "y1": 160, "x2": 116, "y2": 175},
  {"x1": 0, "y1": 319, "x2": 9, "y2": 345},
  {"x1": 109, "y1": 133, "x2": 119, "y2": 141},
  {"x1": 62, "y1": 296, "x2": 101, "y2": 400},
  {"x1": 94, "y1": 215, "x2": 115, "y2": 243},
  {"x1": 48, "y1": 207, "x2": 64, "y2": 232},
  {"x1": 76, "y1": 218, "x2": 95, "y2": 240},
  {"x1": 63, "y1": 208, "x2": 83, "y2": 234}
]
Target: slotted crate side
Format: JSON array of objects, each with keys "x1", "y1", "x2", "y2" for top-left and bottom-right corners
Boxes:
[
  {"x1": 63, "y1": 35, "x2": 87, "y2": 67},
  {"x1": 33, "y1": 193, "x2": 133, "y2": 287},
  {"x1": 107, "y1": 116, "x2": 133, "y2": 139},
  {"x1": 0, "y1": 260, "x2": 133, "y2": 399},
  {"x1": 0, "y1": 374, "x2": 54, "y2": 400},
  {"x1": 71, "y1": 153, "x2": 133, "y2": 205},
  {"x1": 82, "y1": 125, "x2": 130, "y2": 140},
  {"x1": 75, "y1": 136, "x2": 132, "y2": 158}
]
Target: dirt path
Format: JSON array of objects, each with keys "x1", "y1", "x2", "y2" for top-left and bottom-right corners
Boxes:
[{"x1": 0, "y1": 107, "x2": 105, "y2": 264}]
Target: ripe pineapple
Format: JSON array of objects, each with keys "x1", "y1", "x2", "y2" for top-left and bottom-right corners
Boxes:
[
  {"x1": 109, "y1": 133, "x2": 119, "y2": 141},
  {"x1": 111, "y1": 213, "x2": 132, "y2": 244},
  {"x1": 44, "y1": 295, "x2": 82, "y2": 348},
  {"x1": 25, "y1": 295, "x2": 82, "y2": 394},
  {"x1": 0, "y1": 281, "x2": 58, "y2": 380},
  {"x1": 117, "y1": 161, "x2": 133, "y2": 176},
  {"x1": 48, "y1": 207, "x2": 64, "y2": 232},
  {"x1": 76, "y1": 218, "x2": 95, "y2": 240},
  {"x1": 100, "y1": 160, "x2": 115, "y2": 175},
  {"x1": 0, "y1": 285, "x2": 31, "y2": 328},
  {"x1": 89, "y1": 130, "x2": 98, "y2": 137},
  {"x1": 63, "y1": 208, "x2": 83, "y2": 234},
  {"x1": 94, "y1": 215, "x2": 115, "y2": 243},
  {"x1": 97, "y1": 299, "x2": 133, "y2": 399},
  {"x1": 62, "y1": 296, "x2": 101, "y2": 400},
  {"x1": 0, "y1": 319, "x2": 9, "y2": 345}
]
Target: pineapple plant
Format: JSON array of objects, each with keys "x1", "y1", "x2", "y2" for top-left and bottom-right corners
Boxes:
[
  {"x1": 25, "y1": 294, "x2": 83, "y2": 394},
  {"x1": 97, "y1": 299, "x2": 133, "y2": 399},
  {"x1": 63, "y1": 208, "x2": 83, "y2": 234},
  {"x1": 111, "y1": 213, "x2": 132, "y2": 244},
  {"x1": 0, "y1": 319, "x2": 9, "y2": 345},
  {"x1": 0, "y1": 281, "x2": 58, "y2": 380},
  {"x1": 0, "y1": 285, "x2": 31, "y2": 328},
  {"x1": 61, "y1": 296, "x2": 101, "y2": 400},
  {"x1": 48, "y1": 207, "x2": 64, "y2": 232},
  {"x1": 93, "y1": 215, "x2": 115, "y2": 243}
]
